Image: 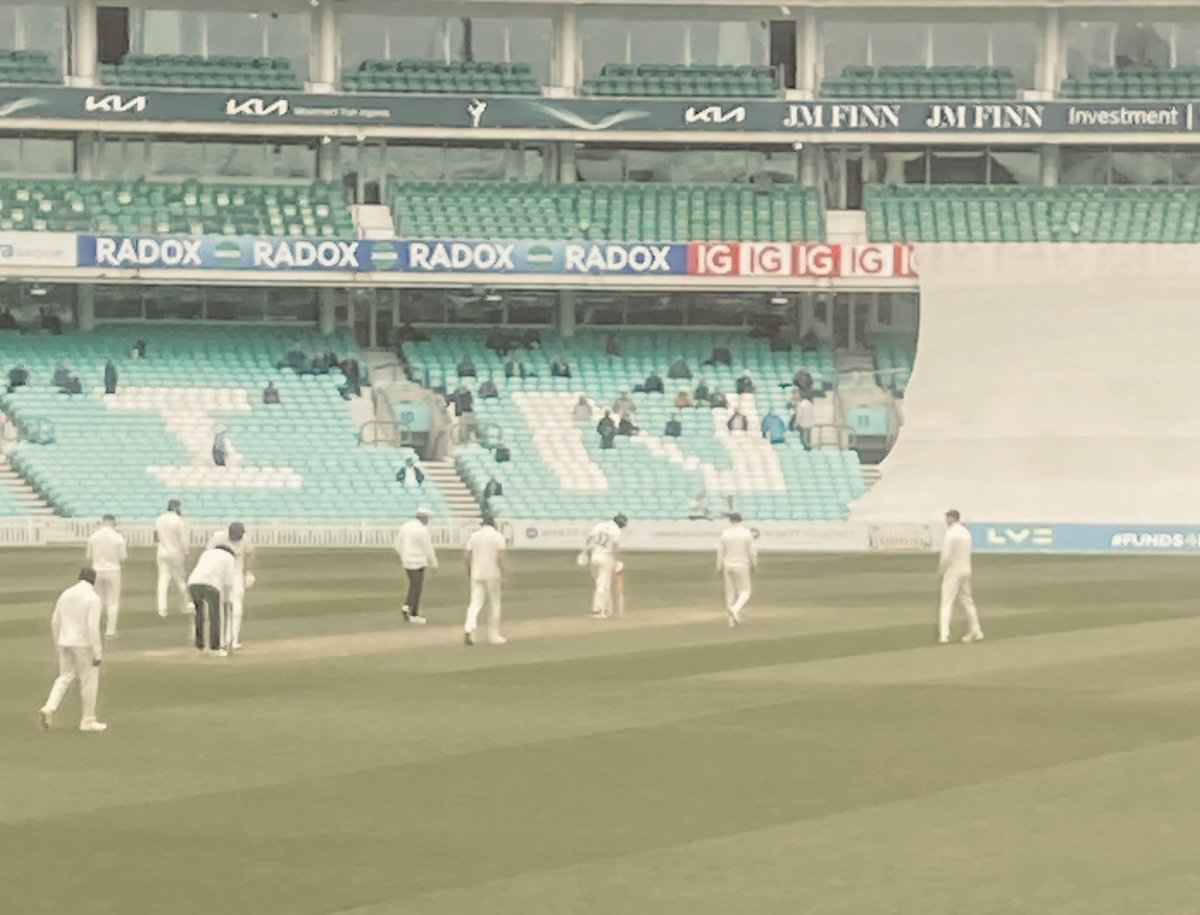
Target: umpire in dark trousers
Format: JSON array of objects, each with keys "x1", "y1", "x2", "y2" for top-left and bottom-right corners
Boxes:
[
  {"x1": 187, "y1": 544, "x2": 236, "y2": 655},
  {"x1": 393, "y1": 508, "x2": 439, "y2": 625}
]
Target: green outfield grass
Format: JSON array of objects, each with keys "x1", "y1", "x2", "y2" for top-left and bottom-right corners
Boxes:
[{"x1": 2, "y1": 547, "x2": 1199, "y2": 915}]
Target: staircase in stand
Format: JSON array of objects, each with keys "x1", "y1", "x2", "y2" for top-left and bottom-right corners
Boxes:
[
  {"x1": 0, "y1": 453, "x2": 55, "y2": 516},
  {"x1": 421, "y1": 459, "x2": 482, "y2": 523}
]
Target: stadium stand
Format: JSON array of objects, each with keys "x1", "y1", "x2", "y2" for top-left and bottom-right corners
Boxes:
[
  {"x1": 403, "y1": 330, "x2": 867, "y2": 521},
  {"x1": 865, "y1": 185, "x2": 1200, "y2": 243},
  {"x1": 0, "y1": 481, "x2": 29, "y2": 517},
  {"x1": 1060, "y1": 67, "x2": 1200, "y2": 99},
  {"x1": 393, "y1": 183, "x2": 825, "y2": 242},
  {"x1": 0, "y1": 49, "x2": 59, "y2": 84},
  {"x1": 0, "y1": 180, "x2": 354, "y2": 236},
  {"x1": 101, "y1": 54, "x2": 301, "y2": 90},
  {"x1": 0, "y1": 327, "x2": 444, "y2": 521},
  {"x1": 343, "y1": 59, "x2": 539, "y2": 94},
  {"x1": 583, "y1": 63, "x2": 775, "y2": 97},
  {"x1": 822, "y1": 65, "x2": 1018, "y2": 99},
  {"x1": 870, "y1": 335, "x2": 916, "y2": 394}
]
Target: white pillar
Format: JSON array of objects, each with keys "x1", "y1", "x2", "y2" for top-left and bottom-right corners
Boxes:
[
  {"x1": 559, "y1": 290, "x2": 576, "y2": 337},
  {"x1": 312, "y1": 2, "x2": 337, "y2": 91},
  {"x1": 77, "y1": 285, "x2": 95, "y2": 331},
  {"x1": 555, "y1": 6, "x2": 579, "y2": 91},
  {"x1": 319, "y1": 288, "x2": 335, "y2": 335},
  {"x1": 559, "y1": 141, "x2": 576, "y2": 184},
  {"x1": 76, "y1": 133, "x2": 95, "y2": 180},
  {"x1": 71, "y1": 0, "x2": 97, "y2": 85},
  {"x1": 1040, "y1": 144, "x2": 1060, "y2": 187},
  {"x1": 799, "y1": 10, "x2": 818, "y2": 96},
  {"x1": 1039, "y1": 8, "x2": 1061, "y2": 94}
]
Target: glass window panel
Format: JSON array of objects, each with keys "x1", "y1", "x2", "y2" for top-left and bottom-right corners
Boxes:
[
  {"x1": 20, "y1": 138, "x2": 72, "y2": 175},
  {"x1": 149, "y1": 141, "x2": 205, "y2": 177},
  {"x1": 504, "y1": 18, "x2": 553, "y2": 83},
  {"x1": 400, "y1": 290, "x2": 448, "y2": 324},
  {"x1": 265, "y1": 288, "x2": 317, "y2": 323},
  {"x1": 688, "y1": 295, "x2": 751, "y2": 327},
  {"x1": 577, "y1": 294, "x2": 624, "y2": 326},
  {"x1": 95, "y1": 136, "x2": 146, "y2": 180},
  {"x1": 1060, "y1": 148, "x2": 1110, "y2": 184},
  {"x1": 140, "y1": 10, "x2": 203, "y2": 55},
  {"x1": 1115, "y1": 22, "x2": 1170, "y2": 68},
  {"x1": 871, "y1": 148, "x2": 928, "y2": 185},
  {"x1": 265, "y1": 13, "x2": 310, "y2": 78},
  {"x1": 689, "y1": 21, "x2": 768, "y2": 67},
  {"x1": 1174, "y1": 24, "x2": 1200, "y2": 67},
  {"x1": 987, "y1": 149, "x2": 1039, "y2": 185},
  {"x1": 575, "y1": 145, "x2": 625, "y2": 182},
  {"x1": 207, "y1": 143, "x2": 262, "y2": 178},
  {"x1": 821, "y1": 22, "x2": 870, "y2": 78},
  {"x1": 1065, "y1": 22, "x2": 1115, "y2": 77},
  {"x1": 19, "y1": 4, "x2": 66, "y2": 61},
  {"x1": 207, "y1": 12, "x2": 265, "y2": 59},
  {"x1": 445, "y1": 146, "x2": 507, "y2": 181},
  {"x1": 630, "y1": 22, "x2": 684, "y2": 66},
  {"x1": 930, "y1": 23, "x2": 987, "y2": 67},
  {"x1": 0, "y1": 138, "x2": 20, "y2": 173},
  {"x1": 579, "y1": 19, "x2": 628, "y2": 76},
  {"x1": 506, "y1": 292, "x2": 556, "y2": 325},
  {"x1": 870, "y1": 23, "x2": 928, "y2": 66},
  {"x1": 990, "y1": 22, "x2": 1038, "y2": 87},
  {"x1": 207, "y1": 287, "x2": 264, "y2": 322},
  {"x1": 0, "y1": 9, "x2": 14, "y2": 48},
  {"x1": 266, "y1": 143, "x2": 316, "y2": 180},
  {"x1": 513, "y1": 146, "x2": 545, "y2": 182},
  {"x1": 929, "y1": 148, "x2": 986, "y2": 184},
  {"x1": 95, "y1": 286, "x2": 142, "y2": 320},
  {"x1": 758, "y1": 149, "x2": 799, "y2": 184},
  {"x1": 391, "y1": 17, "x2": 455, "y2": 61},
  {"x1": 146, "y1": 286, "x2": 203, "y2": 321},
  {"x1": 626, "y1": 294, "x2": 684, "y2": 326},
  {"x1": 339, "y1": 14, "x2": 387, "y2": 66},
  {"x1": 1111, "y1": 150, "x2": 1171, "y2": 185},
  {"x1": 1170, "y1": 150, "x2": 1200, "y2": 185},
  {"x1": 385, "y1": 144, "x2": 449, "y2": 183}
]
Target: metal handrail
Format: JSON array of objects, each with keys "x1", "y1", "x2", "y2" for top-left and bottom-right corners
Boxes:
[{"x1": 358, "y1": 420, "x2": 412, "y2": 447}]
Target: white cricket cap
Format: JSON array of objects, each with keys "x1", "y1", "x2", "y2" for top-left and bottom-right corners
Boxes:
[{"x1": 416, "y1": 507, "x2": 432, "y2": 518}]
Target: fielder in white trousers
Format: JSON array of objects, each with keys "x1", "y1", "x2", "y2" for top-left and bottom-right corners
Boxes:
[
  {"x1": 938, "y1": 512, "x2": 984, "y2": 643},
  {"x1": 591, "y1": 555, "x2": 615, "y2": 616},
  {"x1": 157, "y1": 555, "x2": 189, "y2": 616},
  {"x1": 44, "y1": 647, "x2": 102, "y2": 727},
  {"x1": 41, "y1": 572, "x2": 106, "y2": 732},
  {"x1": 96, "y1": 570, "x2": 121, "y2": 637},
  {"x1": 723, "y1": 564, "x2": 752, "y2": 620},
  {"x1": 464, "y1": 579, "x2": 503, "y2": 642}
]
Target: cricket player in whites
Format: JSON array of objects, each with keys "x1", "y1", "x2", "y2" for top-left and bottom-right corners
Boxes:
[
  {"x1": 717, "y1": 513, "x2": 757, "y2": 626},
  {"x1": 39, "y1": 568, "x2": 107, "y2": 732},
  {"x1": 207, "y1": 522, "x2": 254, "y2": 650},
  {"x1": 584, "y1": 513, "x2": 627, "y2": 617},
  {"x1": 86, "y1": 514, "x2": 127, "y2": 638},
  {"x1": 154, "y1": 498, "x2": 190, "y2": 616},
  {"x1": 938, "y1": 509, "x2": 984, "y2": 644},
  {"x1": 462, "y1": 514, "x2": 508, "y2": 646}
]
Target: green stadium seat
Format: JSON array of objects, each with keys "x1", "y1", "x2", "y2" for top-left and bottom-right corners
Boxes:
[{"x1": 584, "y1": 62, "x2": 777, "y2": 98}]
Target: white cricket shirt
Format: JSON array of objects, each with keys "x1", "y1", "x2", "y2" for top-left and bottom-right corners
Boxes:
[
  {"x1": 940, "y1": 523, "x2": 974, "y2": 576},
  {"x1": 395, "y1": 519, "x2": 439, "y2": 570},
  {"x1": 466, "y1": 526, "x2": 507, "y2": 581},
  {"x1": 588, "y1": 521, "x2": 622, "y2": 558},
  {"x1": 207, "y1": 529, "x2": 253, "y2": 574},
  {"x1": 154, "y1": 511, "x2": 189, "y2": 559},
  {"x1": 188, "y1": 548, "x2": 237, "y2": 598},
  {"x1": 718, "y1": 525, "x2": 757, "y2": 568},
  {"x1": 86, "y1": 526, "x2": 127, "y2": 573},
  {"x1": 52, "y1": 580, "x2": 103, "y2": 655}
]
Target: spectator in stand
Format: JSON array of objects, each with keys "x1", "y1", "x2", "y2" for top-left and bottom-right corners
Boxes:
[
  {"x1": 7, "y1": 363, "x2": 28, "y2": 393},
  {"x1": 675, "y1": 389, "x2": 693, "y2": 410},
  {"x1": 521, "y1": 329, "x2": 542, "y2": 350},
  {"x1": 278, "y1": 346, "x2": 306, "y2": 372},
  {"x1": 794, "y1": 396, "x2": 815, "y2": 450},
  {"x1": 605, "y1": 333, "x2": 622, "y2": 357},
  {"x1": 572, "y1": 395, "x2": 592, "y2": 422},
  {"x1": 726, "y1": 409, "x2": 749, "y2": 432},
  {"x1": 485, "y1": 327, "x2": 510, "y2": 357},
  {"x1": 52, "y1": 362, "x2": 70, "y2": 389},
  {"x1": 668, "y1": 356, "x2": 691, "y2": 380},
  {"x1": 704, "y1": 345, "x2": 732, "y2": 367},
  {"x1": 613, "y1": 391, "x2": 635, "y2": 420},
  {"x1": 504, "y1": 356, "x2": 532, "y2": 380},
  {"x1": 693, "y1": 379, "x2": 711, "y2": 405},
  {"x1": 761, "y1": 408, "x2": 786, "y2": 445},
  {"x1": 103, "y1": 359, "x2": 118, "y2": 396},
  {"x1": 482, "y1": 475, "x2": 503, "y2": 505},
  {"x1": 41, "y1": 308, "x2": 63, "y2": 335},
  {"x1": 550, "y1": 356, "x2": 571, "y2": 379},
  {"x1": 642, "y1": 371, "x2": 664, "y2": 395},
  {"x1": 710, "y1": 387, "x2": 728, "y2": 409},
  {"x1": 262, "y1": 382, "x2": 281, "y2": 405},
  {"x1": 212, "y1": 429, "x2": 230, "y2": 466},
  {"x1": 478, "y1": 375, "x2": 500, "y2": 400},
  {"x1": 62, "y1": 373, "x2": 83, "y2": 397},
  {"x1": 793, "y1": 369, "x2": 814, "y2": 398},
  {"x1": 736, "y1": 373, "x2": 755, "y2": 395},
  {"x1": 395, "y1": 457, "x2": 425, "y2": 489},
  {"x1": 0, "y1": 307, "x2": 16, "y2": 330},
  {"x1": 457, "y1": 355, "x2": 477, "y2": 378},
  {"x1": 617, "y1": 414, "x2": 638, "y2": 436},
  {"x1": 663, "y1": 413, "x2": 682, "y2": 438},
  {"x1": 131, "y1": 339, "x2": 147, "y2": 360},
  {"x1": 596, "y1": 410, "x2": 617, "y2": 449},
  {"x1": 494, "y1": 441, "x2": 511, "y2": 463},
  {"x1": 341, "y1": 357, "x2": 362, "y2": 390},
  {"x1": 309, "y1": 350, "x2": 333, "y2": 375},
  {"x1": 800, "y1": 327, "x2": 820, "y2": 352},
  {"x1": 688, "y1": 491, "x2": 712, "y2": 520},
  {"x1": 450, "y1": 385, "x2": 474, "y2": 417}
]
